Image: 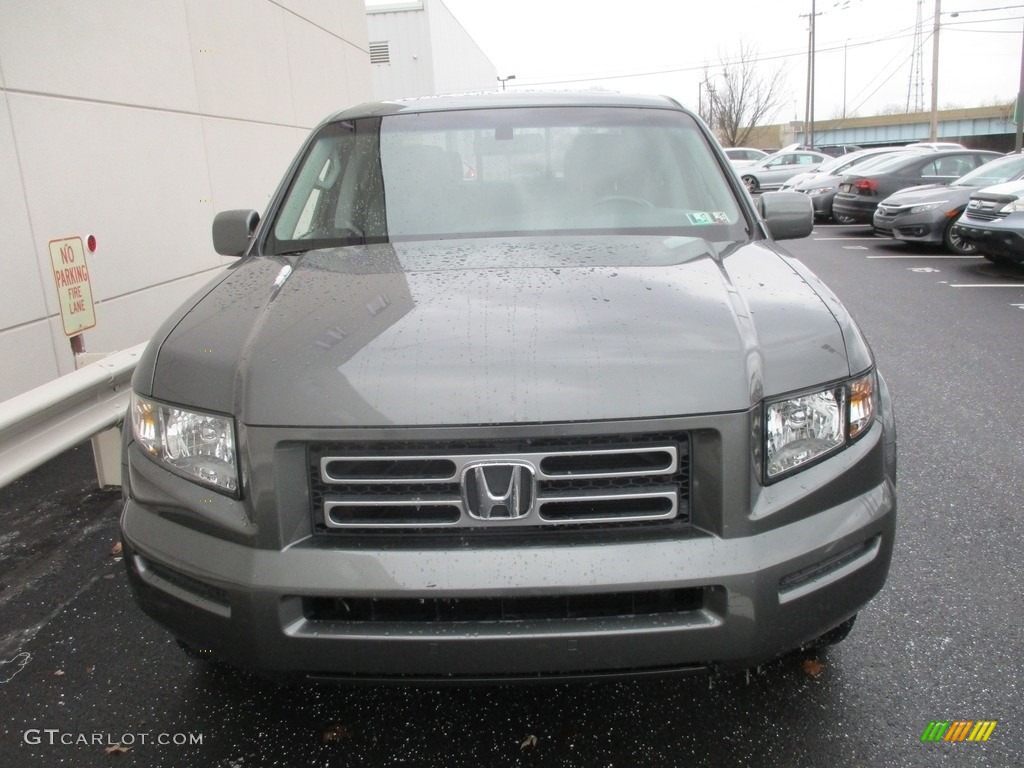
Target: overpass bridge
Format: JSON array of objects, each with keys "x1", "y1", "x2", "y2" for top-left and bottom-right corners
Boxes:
[{"x1": 747, "y1": 105, "x2": 1017, "y2": 152}]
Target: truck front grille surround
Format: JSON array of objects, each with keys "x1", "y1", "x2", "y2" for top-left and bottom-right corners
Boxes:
[{"x1": 309, "y1": 432, "x2": 690, "y2": 534}]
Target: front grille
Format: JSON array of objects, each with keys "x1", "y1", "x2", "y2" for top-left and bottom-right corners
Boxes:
[
  {"x1": 309, "y1": 432, "x2": 690, "y2": 535},
  {"x1": 964, "y1": 200, "x2": 1008, "y2": 222},
  {"x1": 302, "y1": 587, "x2": 704, "y2": 624}
]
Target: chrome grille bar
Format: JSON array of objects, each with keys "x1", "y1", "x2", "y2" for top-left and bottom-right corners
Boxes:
[
  {"x1": 320, "y1": 446, "x2": 677, "y2": 484},
  {"x1": 315, "y1": 443, "x2": 684, "y2": 529}
]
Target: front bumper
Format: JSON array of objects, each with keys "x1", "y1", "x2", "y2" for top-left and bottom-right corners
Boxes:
[
  {"x1": 803, "y1": 189, "x2": 838, "y2": 219},
  {"x1": 832, "y1": 194, "x2": 878, "y2": 224},
  {"x1": 873, "y1": 209, "x2": 945, "y2": 244},
  {"x1": 954, "y1": 216, "x2": 1024, "y2": 262},
  {"x1": 120, "y1": 419, "x2": 897, "y2": 683}
]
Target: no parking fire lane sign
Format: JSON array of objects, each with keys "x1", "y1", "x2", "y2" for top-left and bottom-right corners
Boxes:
[{"x1": 48, "y1": 236, "x2": 96, "y2": 336}]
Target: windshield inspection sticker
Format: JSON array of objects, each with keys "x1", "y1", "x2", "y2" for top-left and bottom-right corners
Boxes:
[{"x1": 686, "y1": 212, "x2": 729, "y2": 225}]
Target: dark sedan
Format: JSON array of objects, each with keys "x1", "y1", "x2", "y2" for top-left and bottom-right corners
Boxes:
[
  {"x1": 832, "y1": 150, "x2": 1001, "y2": 224},
  {"x1": 873, "y1": 153, "x2": 1024, "y2": 254},
  {"x1": 786, "y1": 148, "x2": 923, "y2": 222}
]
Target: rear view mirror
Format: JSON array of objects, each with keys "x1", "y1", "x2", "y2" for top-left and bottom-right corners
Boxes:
[
  {"x1": 212, "y1": 209, "x2": 260, "y2": 256},
  {"x1": 759, "y1": 191, "x2": 813, "y2": 240}
]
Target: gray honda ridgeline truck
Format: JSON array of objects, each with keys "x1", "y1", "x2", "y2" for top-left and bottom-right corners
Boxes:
[{"x1": 121, "y1": 93, "x2": 897, "y2": 683}]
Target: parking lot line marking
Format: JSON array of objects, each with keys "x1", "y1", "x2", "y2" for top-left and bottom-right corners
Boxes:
[
  {"x1": 812, "y1": 237, "x2": 875, "y2": 240},
  {"x1": 950, "y1": 284, "x2": 1024, "y2": 289},
  {"x1": 867, "y1": 255, "x2": 983, "y2": 260}
]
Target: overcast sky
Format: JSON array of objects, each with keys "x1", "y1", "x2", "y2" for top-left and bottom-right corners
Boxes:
[{"x1": 370, "y1": 0, "x2": 1024, "y2": 122}]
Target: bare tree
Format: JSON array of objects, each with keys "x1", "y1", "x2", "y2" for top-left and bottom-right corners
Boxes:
[{"x1": 700, "y1": 44, "x2": 787, "y2": 147}]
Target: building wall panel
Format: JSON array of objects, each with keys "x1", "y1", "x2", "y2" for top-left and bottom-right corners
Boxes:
[
  {"x1": 0, "y1": 1, "x2": 198, "y2": 112},
  {"x1": 8, "y1": 93, "x2": 215, "y2": 310},
  {"x1": 0, "y1": 322, "x2": 62, "y2": 402},
  {"x1": 0, "y1": 92, "x2": 48, "y2": 330},
  {"x1": 0, "y1": 0, "x2": 371, "y2": 400}
]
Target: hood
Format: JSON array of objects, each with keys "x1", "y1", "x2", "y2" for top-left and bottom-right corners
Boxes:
[
  {"x1": 145, "y1": 237, "x2": 855, "y2": 427},
  {"x1": 782, "y1": 171, "x2": 819, "y2": 188},
  {"x1": 880, "y1": 183, "x2": 970, "y2": 206},
  {"x1": 793, "y1": 174, "x2": 843, "y2": 191},
  {"x1": 971, "y1": 179, "x2": 1024, "y2": 199}
]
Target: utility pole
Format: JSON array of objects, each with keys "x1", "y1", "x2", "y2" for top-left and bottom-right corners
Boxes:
[
  {"x1": 1017, "y1": 15, "x2": 1024, "y2": 152},
  {"x1": 929, "y1": 0, "x2": 941, "y2": 141},
  {"x1": 801, "y1": 1, "x2": 821, "y2": 146}
]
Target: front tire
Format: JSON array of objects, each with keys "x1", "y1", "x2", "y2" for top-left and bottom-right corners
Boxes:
[
  {"x1": 742, "y1": 175, "x2": 759, "y2": 194},
  {"x1": 943, "y1": 219, "x2": 977, "y2": 255}
]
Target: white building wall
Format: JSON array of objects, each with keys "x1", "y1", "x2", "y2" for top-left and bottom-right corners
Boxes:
[
  {"x1": 425, "y1": 0, "x2": 497, "y2": 95},
  {"x1": 0, "y1": 0, "x2": 372, "y2": 401},
  {"x1": 367, "y1": 2, "x2": 435, "y2": 100},
  {"x1": 367, "y1": 0, "x2": 495, "y2": 101}
]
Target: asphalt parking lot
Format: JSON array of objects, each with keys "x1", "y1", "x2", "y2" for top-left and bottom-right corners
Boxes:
[{"x1": 1, "y1": 225, "x2": 1022, "y2": 768}]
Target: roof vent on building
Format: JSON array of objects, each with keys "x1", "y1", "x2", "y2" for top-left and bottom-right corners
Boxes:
[{"x1": 369, "y1": 42, "x2": 390, "y2": 65}]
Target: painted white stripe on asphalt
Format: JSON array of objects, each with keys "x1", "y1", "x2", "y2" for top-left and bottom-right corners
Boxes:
[
  {"x1": 812, "y1": 237, "x2": 875, "y2": 240},
  {"x1": 867, "y1": 255, "x2": 983, "y2": 260},
  {"x1": 949, "y1": 283, "x2": 1024, "y2": 288}
]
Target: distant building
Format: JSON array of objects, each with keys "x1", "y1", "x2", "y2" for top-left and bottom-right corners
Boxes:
[{"x1": 367, "y1": 1, "x2": 498, "y2": 100}]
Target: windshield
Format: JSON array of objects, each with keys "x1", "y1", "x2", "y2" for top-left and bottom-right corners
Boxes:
[
  {"x1": 847, "y1": 152, "x2": 920, "y2": 176},
  {"x1": 822, "y1": 150, "x2": 901, "y2": 175},
  {"x1": 267, "y1": 107, "x2": 745, "y2": 254},
  {"x1": 951, "y1": 153, "x2": 1024, "y2": 187}
]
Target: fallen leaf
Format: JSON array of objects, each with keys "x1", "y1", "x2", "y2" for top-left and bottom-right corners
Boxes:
[
  {"x1": 85, "y1": 666, "x2": 95, "y2": 675},
  {"x1": 802, "y1": 659, "x2": 825, "y2": 678},
  {"x1": 520, "y1": 734, "x2": 538, "y2": 750},
  {"x1": 103, "y1": 574, "x2": 115, "y2": 580},
  {"x1": 109, "y1": 541, "x2": 123, "y2": 557},
  {"x1": 323, "y1": 724, "x2": 352, "y2": 743},
  {"x1": 105, "y1": 743, "x2": 130, "y2": 755},
  {"x1": 53, "y1": 669, "x2": 65, "y2": 677}
]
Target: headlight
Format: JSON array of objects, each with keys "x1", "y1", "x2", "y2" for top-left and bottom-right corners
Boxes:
[
  {"x1": 806, "y1": 187, "x2": 830, "y2": 197},
  {"x1": 131, "y1": 393, "x2": 239, "y2": 494},
  {"x1": 999, "y1": 197, "x2": 1024, "y2": 213},
  {"x1": 908, "y1": 201, "x2": 948, "y2": 214},
  {"x1": 765, "y1": 372, "x2": 876, "y2": 481}
]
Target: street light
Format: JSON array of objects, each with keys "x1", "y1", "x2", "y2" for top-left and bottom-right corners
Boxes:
[{"x1": 497, "y1": 74, "x2": 516, "y2": 91}]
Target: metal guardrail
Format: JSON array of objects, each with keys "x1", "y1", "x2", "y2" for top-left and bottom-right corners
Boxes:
[{"x1": 0, "y1": 342, "x2": 147, "y2": 489}]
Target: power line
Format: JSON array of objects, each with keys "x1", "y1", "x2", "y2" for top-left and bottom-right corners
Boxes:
[{"x1": 511, "y1": 25, "x2": 925, "y2": 88}]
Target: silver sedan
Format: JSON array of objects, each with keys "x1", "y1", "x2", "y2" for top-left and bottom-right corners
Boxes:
[{"x1": 739, "y1": 150, "x2": 831, "y2": 193}]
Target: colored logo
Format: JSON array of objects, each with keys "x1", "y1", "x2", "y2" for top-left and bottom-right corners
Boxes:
[{"x1": 921, "y1": 721, "x2": 997, "y2": 742}]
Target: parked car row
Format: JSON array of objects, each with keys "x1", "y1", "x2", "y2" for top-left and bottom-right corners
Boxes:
[
  {"x1": 832, "y1": 149, "x2": 1002, "y2": 224},
  {"x1": 724, "y1": 137, "x2": 1024, "y2": 263},
  {"x1": 872, "y1": 153, "x2": 1024, "y2": 255}
]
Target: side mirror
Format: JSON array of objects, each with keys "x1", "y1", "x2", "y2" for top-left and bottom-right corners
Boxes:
[
  {"x1": 759, "y1": 191, "x2": 813, "y2": 241},
  {"x1": 212, "y1": 209, "x2": 260, "y2": 256}
]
